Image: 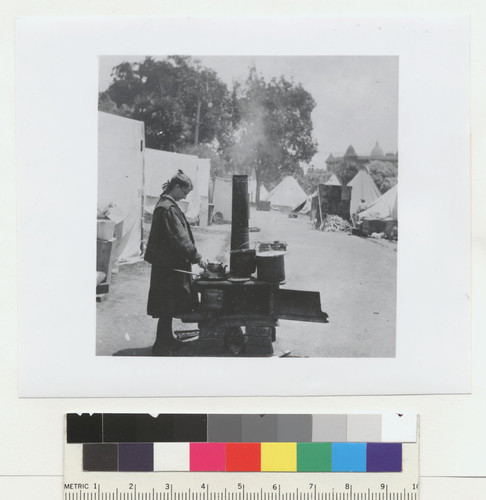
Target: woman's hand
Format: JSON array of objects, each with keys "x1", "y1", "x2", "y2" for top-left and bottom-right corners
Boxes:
[{"x1": 195, "y1": 254, "x2": 207, "y2": 269}]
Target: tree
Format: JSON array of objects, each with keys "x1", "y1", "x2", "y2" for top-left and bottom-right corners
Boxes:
[
  {"x1": 230, "y1": 68, "x2": 318, "y2": 203},
  {"x1": 179, "y1": 143, "x2": 230, "y2": 179},
  {"x1": 301, "y1": 168, "x2": 331, "y2": 195},
  {"x1": 330, "y1": 160, "x2": 359, "y2": 187},
  {"x1": 101, "y1": 61, "x2": 144, "y2": 108},
  {"x1": 98, "y1": 93, "x2": 132, "y2": 117},
  {"x1": 99, "y1": 56, "x2": 234, "y2": 153},
  {"x1": 99, "y1": 59, "x2": 319, "y2": 187},
  {"x1": 368, "y1": 161, "x2": 398, "y2": 193}
]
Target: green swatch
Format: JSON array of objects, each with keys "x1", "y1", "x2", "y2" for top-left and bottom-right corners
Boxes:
[{"x1": 297, "y1": 442, "x2": 332, "y2": 471}]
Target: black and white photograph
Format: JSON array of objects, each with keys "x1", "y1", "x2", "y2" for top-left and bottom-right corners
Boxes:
[
  {"x1": 17, "y1": 17, "x2": 470, "y2": 396},
  {"x1": 96, "y1": 55, "x2": 399, "y2": 358}
]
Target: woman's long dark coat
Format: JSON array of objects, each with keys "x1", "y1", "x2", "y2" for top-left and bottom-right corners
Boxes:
[{"x1": 144, "y1": 195, "x2": 200, "y2": 317}]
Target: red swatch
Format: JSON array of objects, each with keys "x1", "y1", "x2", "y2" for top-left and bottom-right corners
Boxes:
[{"x1": 226, "y1": 443, "x2": 261, "y2": 471}]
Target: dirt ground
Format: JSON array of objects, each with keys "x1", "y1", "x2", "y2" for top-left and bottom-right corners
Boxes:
[{"x1": 96, "y1": 208, "x2": 396, "y2": 357}]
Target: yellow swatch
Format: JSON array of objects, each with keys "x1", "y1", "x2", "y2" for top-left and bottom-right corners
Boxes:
[{"x1": 261, "y1": 443, "x2": 297, "y2": 472}]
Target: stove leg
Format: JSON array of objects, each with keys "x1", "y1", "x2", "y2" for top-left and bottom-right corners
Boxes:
[
  {"x1": 196, "y1": 325, "x2": 226, "y2": 356},
  {"x1": 244, "y1": 326, "x2": 274, "y2": 357},
  {"x1": 224, "y1": 326, "x2": 246, "y2": 355}
]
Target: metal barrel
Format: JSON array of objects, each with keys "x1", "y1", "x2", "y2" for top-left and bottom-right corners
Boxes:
[{"x1": 230, "y1": 175, "x2": 250, "y2": 251}]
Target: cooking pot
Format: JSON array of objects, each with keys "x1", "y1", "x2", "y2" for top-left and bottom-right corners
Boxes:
[
  {"x1": 202, "y1": 262, "x2": 227, "y2": 280},
  {"x1": 230, "y1": 249, "x2": 256, "y2": 278},
  {"x1": 256, "y1": 250, "x2": 286, "y2": 283}
]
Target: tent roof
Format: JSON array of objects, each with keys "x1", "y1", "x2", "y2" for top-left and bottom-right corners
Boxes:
[
  {"x1": 248, "y1": 177, "x2": 268, "y2": 200},
  {"x1": 359, "y1": 184, "x2": 398, "y2": 220},
  {"x1": 325, "y1": 174, "x2": 342, "y2": 186},
  {"x1": 265, "y1": 176, "x2": 307, "y2": 208},
  {"x1": 347, "y1": 167, "x2": 381, "y2": 215}
]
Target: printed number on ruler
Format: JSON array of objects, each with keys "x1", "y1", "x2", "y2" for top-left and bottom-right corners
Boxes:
[{"x1": 63, "y1": 480, "x2": 419, "y2": 500}]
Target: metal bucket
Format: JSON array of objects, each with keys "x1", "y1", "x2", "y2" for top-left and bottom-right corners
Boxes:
[{"x1": 256, "y1": 250, "x2": 286, "y2": 283}]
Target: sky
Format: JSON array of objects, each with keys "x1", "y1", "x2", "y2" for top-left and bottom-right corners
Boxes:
[{"x1": 99, "y1": 55, "x2": 398, "y2": 169}]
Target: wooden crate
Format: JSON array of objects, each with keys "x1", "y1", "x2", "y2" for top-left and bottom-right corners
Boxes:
[{"x1": 361, "y1": 219, "x2": 386, "y2": 236}]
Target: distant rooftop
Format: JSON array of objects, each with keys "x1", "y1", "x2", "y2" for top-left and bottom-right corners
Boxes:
[
  {"x1": 326, "y1": 142, "x2": 398, "y2": 163},
  {"x1": 370, "y1": 141, "x2": 384, "y2": 158}
]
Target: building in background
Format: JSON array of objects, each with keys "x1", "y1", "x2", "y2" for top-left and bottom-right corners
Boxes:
[{"x1": 326, "y1": 142, "x2": 398, "y2": 173}]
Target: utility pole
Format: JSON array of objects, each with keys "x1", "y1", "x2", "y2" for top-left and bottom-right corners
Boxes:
[{"x1": 194, "y1": 93, "x2": 201, "y2": 146}]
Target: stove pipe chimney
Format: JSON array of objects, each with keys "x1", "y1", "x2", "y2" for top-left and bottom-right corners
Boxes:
[{"x1": 230, "y1": 175, "x2": 250, "y2": 251}]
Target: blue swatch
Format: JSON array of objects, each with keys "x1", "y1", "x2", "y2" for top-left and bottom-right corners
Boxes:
[{"x1": 331, "y1": 443, "x2": 366, "y2": 471}]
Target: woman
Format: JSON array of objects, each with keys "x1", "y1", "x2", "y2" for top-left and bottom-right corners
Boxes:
[{"x1": 144, "y1": 170, "x2": 206, "y2": 355}]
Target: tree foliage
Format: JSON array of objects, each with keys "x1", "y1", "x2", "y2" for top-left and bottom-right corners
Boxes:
[
  {"x1": 230, "y1": 68, "x2": 318, "y2": 202},
  {"x1": 179, "y1": 143, "x2": 230, "y2": 179},
  {"x1": 98, "y1": 93, "x2": 133, "y2": 117},
  {"x1": 99, "y1": 56, "x2": 234, "y2": 152},
  {"x1": 330, "y1": 161, "x2": 359, "y2": 187},
  {"x1": 300, "y1": 169, "x2": 331, "y2": 195},
  {"x1": 99, "y1": 59, "x2": 319, "y2": 198},
  {"x1": 331, "y1": 159, "x2": 398, "y2": 193},
  {"x1": 368, "y1": 161, "x2": 398, "y2": 193}
]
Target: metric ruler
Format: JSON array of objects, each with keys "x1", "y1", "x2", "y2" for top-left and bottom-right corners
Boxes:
[
  {"x1": 63, "y1": 469, "x2": 419, "y2": 500},
  {"x1": 64, "y1": 414, "x2": 419, "y2": 500}
]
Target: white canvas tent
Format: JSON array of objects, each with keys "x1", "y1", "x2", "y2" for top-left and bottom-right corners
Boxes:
[
  {"x1": 210, "y1": 177, "x2": 232, "y2": 223},
  {"x1": 210, "y1": 176, "x2": 270, "y2": 223},
  {"x1": 347, "y1": 167, "x2": 381, "y2": 215},
  {"x1": 359, "y1": 184, "x2": 398, "y2": 220},
  {"x1": 248, "y1": 177, "x2": 269, "y2": 203},
  {"x1": 325, "y1": 174, "x2": 341, "y2": 186},
  {"x1": 98, "y1": 112, "x2": 145, "y2": 262},
  {"x1": 144, "y1": 148, "x2": 211, "y2": 226},
  {"x1": 295, "y1": 193, "x2": 314, "y2": 214},
  {"x1": 265, "y1": 176, "x2": 307, "y2": 210}
]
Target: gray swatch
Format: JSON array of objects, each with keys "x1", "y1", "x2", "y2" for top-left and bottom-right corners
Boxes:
[
  {"x1": 277, "y1": 414, "x2": 312, "y2": 442},
  {"x1": 241, "y1": 414, "x2": 278, "y2": 442},
  {"x1": 312, "y1": 414, "x2": 347, "y2": 442},
  {"x1": 207, "y1": 414, "x2": 242, "y2": 442},
  {"x1": 347, "y1": 414, "x2": 382, "y2": 442}
]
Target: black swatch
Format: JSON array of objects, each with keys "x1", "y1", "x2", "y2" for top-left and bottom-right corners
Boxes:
[
  {"x1": 172, "y1": 414, "x2": 208, "y2": 442},
  {"x1": 134, "y1": 414, "x2": 174, "y2": 442},
  {"x1": 103, "y1": 414, "x2": 137, "y2": 442},
  {"x1": 103, "y1": 414, "x2": 176, "y2": 442},
  {"x1": 66, "y1": 413, "x2": 102, "y2": 443},
  {"x1": 83, "y1": 443, "x2": 118, "y2": 471}
]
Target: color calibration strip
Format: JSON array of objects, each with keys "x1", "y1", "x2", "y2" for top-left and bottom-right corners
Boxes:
[
  {"x1": 66, "y1": 414, "x2": 415, "y2": 474},
  {"x1": 82, "y1": 441, "x2": 402, "y2": 472}
]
